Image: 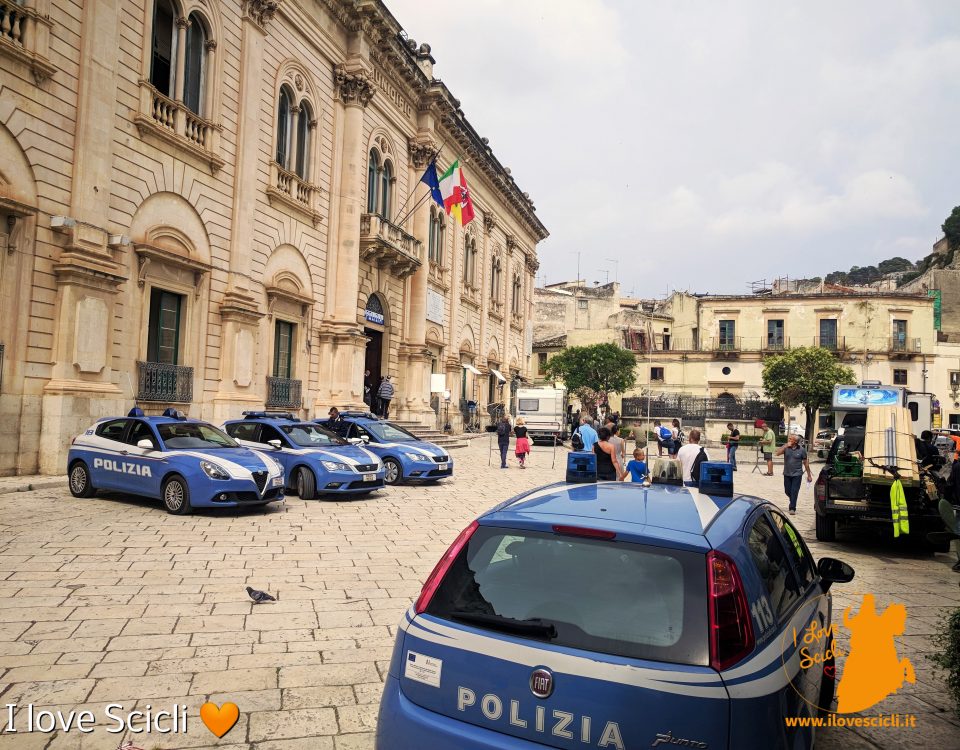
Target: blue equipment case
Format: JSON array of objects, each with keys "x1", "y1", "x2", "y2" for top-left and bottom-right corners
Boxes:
[
  {"x1": 565, "y1": 450, "x2": 597, "y2": 483},
  {"x1": 699, "y1": 461, "x2": 734, "y2": 496}
]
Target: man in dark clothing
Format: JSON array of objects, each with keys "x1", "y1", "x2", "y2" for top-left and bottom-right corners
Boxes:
[
  {"x1": 363, "y1": 369, "x2": 372, "y2": 407},
  {"x1": 726, "y1": 422, "x2": 741, "y2": 471},
  {"x1": 496, "y1": 415, "x2": 512, "y2": 468},
  {"x1": 916, "y1": 430, "x2": 940, "y2": 469},
  {"x1": 377, "y1": 375, "x2": 395, "y2": 419}
]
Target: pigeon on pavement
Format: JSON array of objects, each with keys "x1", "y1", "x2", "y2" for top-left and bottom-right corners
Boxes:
[{"x1": 246, "y1": 586, "x2": 276, "y2": 603}]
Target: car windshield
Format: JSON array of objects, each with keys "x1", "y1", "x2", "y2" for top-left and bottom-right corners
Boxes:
[
  {"x1": 365, "y1": 421, "x2": 418, "y2": 442},
  {"x1": 157, "y1": 422, "x2": 239, "y2": 449},
  {"x1": 425, "y1": 525, "x2": 709, "y2": 665},
  {"x1": 282, "y1": 423, "x2": 347, "y2": 447}
]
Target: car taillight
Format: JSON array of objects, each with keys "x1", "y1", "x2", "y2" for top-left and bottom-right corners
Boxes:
[
  {"x1": 814, "y1": 474, "x2": 826, "y2": 504},
  {"x1": 414, "y1": 520, "x2": 479, "y2": 614},
  {"x1": 552, "y1": 524, "x2": 616, "y2": 540},
  {"x1": 706, "y1": 550, "x2": 754, "y2": 672}
]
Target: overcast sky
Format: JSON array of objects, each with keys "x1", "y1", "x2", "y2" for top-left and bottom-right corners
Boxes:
[{"x1": 387, "y1": 0, "x2": 960, "y2": 297}]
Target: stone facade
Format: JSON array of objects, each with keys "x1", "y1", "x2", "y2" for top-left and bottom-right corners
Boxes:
[{"x1": 0, "y1": 0, "x2": 547, "y2": 476}]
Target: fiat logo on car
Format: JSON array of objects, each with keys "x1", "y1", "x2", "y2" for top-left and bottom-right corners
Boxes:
[{"x1": 529, "y1": 668, "x2": 554, "y2": 699}]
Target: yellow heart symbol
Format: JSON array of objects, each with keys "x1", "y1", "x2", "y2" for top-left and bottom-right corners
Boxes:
[{"x1": 199, "y1": 702, "x2": 239, "y2": 738}]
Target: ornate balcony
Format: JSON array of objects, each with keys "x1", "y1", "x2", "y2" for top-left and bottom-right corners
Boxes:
[
  {"x1": 815, "y1": 336, "x2": 846, "y2": 352},
  {"x1": 359, "y1": 213, "x2": 422, "y2": 279},
  {"x1": 136, "y1": 361, "x2": 193, "y2": 403},
  {"x1": 266, "y1": 376, "x2": 302, "y2": 409},
  {"x1": 135, "y1": 82, "x2": 224, "y2": 173},
  {"x1": 0, "y1": 0, "x2": 55, "y2": 83},
  {"x1": 266, "y1": 162, "x2": 322, "y2": 226},
  {"x1": 888, "y1": 336, "x2": 921, "y2": 357}
]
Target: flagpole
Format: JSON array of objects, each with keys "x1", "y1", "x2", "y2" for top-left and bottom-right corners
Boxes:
[
  {"x1": 392, "y1": 144, "x2": 445, "y2": 226},
  {"x1": 394, "y1": 190, "x2": 434, "y2": 229}
]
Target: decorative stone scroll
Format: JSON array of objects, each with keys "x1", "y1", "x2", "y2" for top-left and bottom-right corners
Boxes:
[
  {"x1": 243, "y1": 0, "x2": 281, "y2": 27},
  {"x1": 334, "y1": 65, "x2": 374, "y2": 107}
]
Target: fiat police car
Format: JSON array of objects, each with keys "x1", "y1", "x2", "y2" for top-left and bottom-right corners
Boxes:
[
  {"x1": 67, "y1": 408, "x2": 284, "y2": 514},
  {"x1": 376, "y1": 471, "x2": 855, "y2": 749},
  {"x1": 316, "y1": 412, "x2": 453, "y2": 485},
  {"x1": 223, "y1": 412, "x2": 385, "y2": 498}
]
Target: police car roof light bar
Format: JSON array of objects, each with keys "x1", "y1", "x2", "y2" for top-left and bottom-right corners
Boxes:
[
  {"x1": 414, "y1": 520, "x2": 480, "y2": 615},
  {"x1": 128, "y1": 407, "x2": 145, "y2": 417},
  {"x1": 242, "y1": 411, "x2": 298, "y2": 420},
  {"x1": 161, "y1": 407, "x2": 187, "y2": 420}
]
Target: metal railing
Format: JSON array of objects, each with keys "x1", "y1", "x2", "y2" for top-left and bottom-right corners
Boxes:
[
  {"x1": 888, "y1": 336, "x2": 920, "y2": 354},
  {"x1": 266, "y1": 376, "x2": 302, "y2": 409},
  {"x1": 814, "y1": 336, "x2": 845, "y2": 351},
  {"x1": 622, "y1": 395, "x2": 782, "y2": 424},
  {"x1": 711, "y1": 336, "x2": 741, "y2": 352},
  {"x1": 136, "y1": 361, "x2": 193, "y2": 403},
  {"x1": 763, "y1": 336, "x2": 788, "y2": 351}
]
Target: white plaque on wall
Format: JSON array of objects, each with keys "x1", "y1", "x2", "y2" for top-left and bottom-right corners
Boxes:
[
  {"x1": 234, "y1": 329, "x2": 253, "y2": 387},
  {"x1": 74, "y1": 297, "x2": 108, "y2": 374},
  {"x1": 427, "y1": 288, "x2": 445, "y2": 325}
]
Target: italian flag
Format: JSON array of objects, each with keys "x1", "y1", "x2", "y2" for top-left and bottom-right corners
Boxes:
[{"x1": 439, "y1": 160, "x2": 476, "y2": 226}]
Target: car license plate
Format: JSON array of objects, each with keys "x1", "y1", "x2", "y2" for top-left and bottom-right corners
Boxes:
[
  {"x1": 272, "y1": 476, "x2": 283, "y2": 487},
  {"x1": 363, "y1": 473, "x2": 376, "y2": 482},
  {"x1": 437, "y1": 463, "x2": 447, "y2": 471}
]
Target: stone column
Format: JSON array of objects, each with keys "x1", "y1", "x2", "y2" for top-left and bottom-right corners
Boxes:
[
  {"x1": 174, "y1": 16, "x2": 188, "y2": 102},
  {"x1": 478, "y1": 212, "x2": 496, "y2": 401},
  {"x1": 396, "y1": 140, "x2": 438, "y2": 423},
  {"x1": 41, "y1": 0, "x2": 126, "y2": 473},
  {"x1": 213, "y1": 1, "x2": 281, "y2": 421},
  {"x1": 313, "y1": 64, "x2": 373, "y2": 413},
  {"x1": 288, "y1": 105, "x2": 300, "y2": 173}
]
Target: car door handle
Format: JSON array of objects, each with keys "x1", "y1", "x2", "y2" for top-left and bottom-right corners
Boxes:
[{"x1": 120, "y1": 450, "x2": 129, "y2": 456}]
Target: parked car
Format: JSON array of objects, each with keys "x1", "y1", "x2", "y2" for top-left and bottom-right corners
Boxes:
[
  {"x1": 813, "y1": 430, "x2": 837, "y2": 459},
  {"x1": 377, "y1": 477, "x2": 855, "y2": 749},
  {"x1": 316, "y1": 412, "x2": 453, "y2": 485},
  {"x1": 67, "y1": 408, "x2": 284, "y2": 514},
  {"x1": 223, "y1": 412, "x2": 385, "y2": 498}
]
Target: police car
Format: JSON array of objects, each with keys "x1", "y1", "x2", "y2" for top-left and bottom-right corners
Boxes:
[
  {"x1": 67, "y1": 408, "x2": 284, "y2": 514},
  {"x1": 376, "y1": 473, "x2": 855, "y2": 749},
  {"x1": 222, "y1": 412, "x2": 385, "y2": 498},
  {"x1": 317, "y1": 412, "x2": 453, "y2": 485}
]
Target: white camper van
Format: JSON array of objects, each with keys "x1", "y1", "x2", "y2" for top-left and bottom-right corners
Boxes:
[{"x1": 515, "y1": 387, "x2": 569, "y2": 444}]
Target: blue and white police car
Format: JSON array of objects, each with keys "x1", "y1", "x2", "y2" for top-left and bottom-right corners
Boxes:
[
  {"x1": 223, "y1": 412, "x2": 385, "y2": 498},
  {"x1": 377, "y1": 473, "x2": 855, "y2": 749},
  {"x1": 67, "y1": 408, "x2": 284, "y2": 514},
  {"x1": 317, "y1": 412, "x2": 453, "y2": 485}
]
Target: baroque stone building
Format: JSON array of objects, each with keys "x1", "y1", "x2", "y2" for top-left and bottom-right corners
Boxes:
[{"x1": 0, "y1": 0, "x2": 547, "y2": 475}]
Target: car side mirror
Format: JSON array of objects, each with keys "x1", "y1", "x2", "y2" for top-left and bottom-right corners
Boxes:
[
  {"x1": 348, "y1": 437, "x2": 362, "y2": 445},
  {"x1": 361, "y1": 435, "x2": 370, "y2": 443},
  {"x1": 818, "y1": 557, "x2": 855, "y2": 591},
  {"x1": 267, "y1": 439, "x2": 282, "y2": 450},
  {"x1": 136, "y1": 439, "x2": 154, "y2": 450}
]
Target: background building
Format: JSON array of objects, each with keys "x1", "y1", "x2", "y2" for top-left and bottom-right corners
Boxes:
[{"x1": 0, "y1": 0, "x2": 547, "y2": 476}]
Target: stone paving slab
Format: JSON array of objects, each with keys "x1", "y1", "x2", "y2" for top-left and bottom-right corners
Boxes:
[{"x1": 0, "y1": 439, "x2": 958, "y2": 749}]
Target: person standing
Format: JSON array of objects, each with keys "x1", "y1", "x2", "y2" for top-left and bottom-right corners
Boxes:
[
  {"x1": 625, "y1": 448, "x2": 648, "y2": 483},
  {"x1": 496, "y1": 415, "x2": 512, "y2": 469},
  {"x1": 759, "y1": 420, "x2": 777, "y2": 475},
  {"x1": 776, "y1": 434, "x2": 812, "y2": 514},
  {"x1": 594, "y1": 427, "x2": 625, "y2": 481},
  {"x1": 669, "y1": 419, "x2": 683, "y2": 458},
  {"x1": 605, "y1": 417, "x2": 627, "y2": 469},
  {"x1": 362, "y1": 369, "x2": 372, "y2": 407},
  {"x1": 726, "y1": 422, "x2": 740, "y2": 471},
  {"x1": 677, "y1": 429, "x2": 707, "y2": 487},
  {"x1": 327, "y1": 407, "x2": 344, "y2": 431},
  {"x1": 576, "y1": 416, "x2": 599, "y2": 452},
  {"x1": 377, "y1": 375, "x2": 395, "y2": 419},
  {"x1": 514, "y1": 417, "x2": 531, "y2": 468},
  {"x1": 654, "y1": 420, "x2": 671, "y2": 457}
]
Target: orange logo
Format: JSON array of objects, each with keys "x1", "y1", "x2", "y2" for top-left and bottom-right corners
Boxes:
[
  {"x1": 199, "y1": 702, "x2": 239, "y2": 738},
  {"x1": 836, "y1": 594, "x2": 915, "y2": 713}
]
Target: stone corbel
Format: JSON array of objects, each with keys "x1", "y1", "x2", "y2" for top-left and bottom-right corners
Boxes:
[
  {"x1": 506, "y1": 234, "x2": 518, "y2": 251},
  {"x1": 407, "y1": 136, "x2": 438, "y2": 169},
  {"x1": 137, "y1": 254, "x2": 151, "y2": 288},
  {"x1": 243, "y1": 0, "x2": 282, "y2": 28},
  {"x1": 483, "y1": 212, "x2": 498, "y2": 235},
  {"x1": 333, "y1": 64, "x2": 374, "y2": 107}
]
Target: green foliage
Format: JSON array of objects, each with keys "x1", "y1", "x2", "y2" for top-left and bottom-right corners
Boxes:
[
  {"x1": 944, "y1": 205, "x2": 960, "y2": 252},
  {"x1": 721, "y1": 433, "x2": 788, "y2": 446},
  {"x1": 878, "y1": 256, "x2": 914, "y2": 274},
  {"x1": 543, "y1": 343, "x2": 636, "y2": 408},
  {"x1": 929, "y1": 606, "x2": 960, "y2": 721},
  {"x1": 761, "y1": 347, "x2": 855, "y2": 441}
]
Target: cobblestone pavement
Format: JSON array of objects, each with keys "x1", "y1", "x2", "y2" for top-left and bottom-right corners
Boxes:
[{"x1": 1, "y1": 438, "x2": 958, "y2": 749}]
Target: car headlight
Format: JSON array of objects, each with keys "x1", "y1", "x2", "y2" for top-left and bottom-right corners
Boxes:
[
  {"x1": 403, "y1": 452, "x2": 425, "y2": 462},
  {"x1": 263, "y1": 455, "x2": 283, "y2": 474},
  {"x1": 200, "y1": 460, "x2": 230, "y2": 480},
  {"x1": 321, "y1": 460, "x2": 350, "y2": 472}
]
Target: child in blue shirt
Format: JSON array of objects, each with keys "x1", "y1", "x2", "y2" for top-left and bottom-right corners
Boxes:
[{"x1": 625, "y1": 448, "x2": 648, "y2": 483}]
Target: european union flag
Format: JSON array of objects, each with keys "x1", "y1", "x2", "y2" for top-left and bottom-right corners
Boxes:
[{"x1": 420, "y1": 160, "x2": 444, "y2": 207}]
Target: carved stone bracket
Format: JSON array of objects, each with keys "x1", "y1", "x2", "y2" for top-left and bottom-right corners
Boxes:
[
  {"x1": 334, "y1": 65, "x2": 374, "y2": 107},
  {"x1": 506, "y1": 234, "x2": 518, "y2": 251},
  {"x1": 134, "y1": 243, "x2": 210, "y2": 298},
  {"x1": 483, "y1": 212, "x2": 498, "y2": 235},
  {"x1": 408, "y1": 137, "x2": 438, "y2": 169},
  {"x1": 243, "y1": 0, "x2": 281, "y2": 27},
  {"x1": 525, "y1": 254, "x2": 540, "y2": 274}
]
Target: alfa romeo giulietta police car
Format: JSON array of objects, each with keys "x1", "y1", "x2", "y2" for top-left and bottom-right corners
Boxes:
[
  {"x1": 67, "y1": 408, "x2": 284, "y2": 514},
  {"x1": 223, "y1": 412, "x2": 385, "y2": 498},
  {"x1": 317, "y1": 412, "x2": 453, "y2": 485},
  {"x1": 376, "y1": 475, "x2": 855, "y2": 750}
]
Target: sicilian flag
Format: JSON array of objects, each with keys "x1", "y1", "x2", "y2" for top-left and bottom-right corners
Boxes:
[
  {"x1": 419, "y1": 161, "x2": 444, "y2": 207},
  {"x1": 439, "y1": 160, "x2": 476, "y2": 226}
]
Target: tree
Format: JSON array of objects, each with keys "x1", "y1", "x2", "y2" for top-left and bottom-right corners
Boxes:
[
  {"x1": 943, "y1": 205, "x2": 960, "y2": 252},
  {"x1": 761, "y1": 347, "x2": 855, "y2": 440},
  {"x1": 878, "y1": 257, "x2": 914, "y2": 274},
  {"x1": 543, "y1": 343, "x2": 636, "y2": 415}
]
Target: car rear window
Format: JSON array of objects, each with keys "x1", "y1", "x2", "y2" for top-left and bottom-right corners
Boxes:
[{"x1": 425, "y1": 525, "x2": 709, "y2": 665}]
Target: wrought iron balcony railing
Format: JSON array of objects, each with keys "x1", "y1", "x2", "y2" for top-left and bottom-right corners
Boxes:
[
  {"x1": 266, "y1": 376, "x2": 302, "y2": 409},
  {"x1": 136, "y1": 361, "x2": 193, "y2": 403},
  {"x1": 888, "y1": 336, "x2": 921, "y2": 354},
  {"x1": 710, "y1": 336, "x2": 741, "y2": 352},
  {"x1": 815, "y1": 336, "x2": 845, "y2": 351}
]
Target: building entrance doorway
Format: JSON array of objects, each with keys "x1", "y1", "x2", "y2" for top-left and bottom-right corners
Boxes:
[{"x1": 364, "y1": 327, "x2": 383, "y2": 391}]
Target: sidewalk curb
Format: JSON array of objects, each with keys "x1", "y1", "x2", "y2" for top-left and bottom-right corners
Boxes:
[{"x1": 0, "y1": 477, "x2": 66, "y2": 495}]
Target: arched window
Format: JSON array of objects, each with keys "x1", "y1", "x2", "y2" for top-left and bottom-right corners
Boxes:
[
  {"x1": 428, "y1": 207, "x2": 436, "y2": 261},
  {"x1": 295, "y1": 101, "x2": 311, "y2": 179},
  {"x1": 380, "y1": 160, "x2": 393, "y2": 218},
  {"x1": 276, "y1": 87, "x2": 292, "y2": 167},
  {"x1": 463, "y1": 235, "x2": 478, "y2": 287},
  {"x1": 512, "y1": 274, "x2": 522, "y2": 314},
  {"x1": 367, "y1": 150, "x2": 381, "y2": 213},
  {"x1": 428, "y1": 207, "x2": 445, "y2": 265},
  {"x1": 149, "y1": 0, "x2": 176, "y2": 97},
  {"x1": 183, "y1": 13, "x2": 207, "y2": 114},
  {"x1": 490, "y1": 256, "x2": 502, "y2": 301}
]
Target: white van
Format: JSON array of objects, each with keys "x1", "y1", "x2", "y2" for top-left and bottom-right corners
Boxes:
[{"x1": 515, "y1": 387, "x2": 568, "y2": 444}]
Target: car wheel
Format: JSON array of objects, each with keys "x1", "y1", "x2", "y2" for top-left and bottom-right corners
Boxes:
[
  {"x1": 162, "y1": 475, "x2": 191, "y2": 515},
  {"x1": 815, "y1": 512, "x2": 836, "y2": 542},
  {"x1": 383, "y1": 458, "x2": 402, "y2": 485},
  {"x1": 68, "y1": 461, "x2": 96, "y2": 498},
  {"x1": 296, "y1": 467, "x2": 317, "y2": 500}
]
